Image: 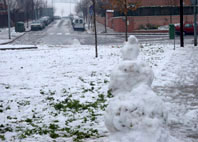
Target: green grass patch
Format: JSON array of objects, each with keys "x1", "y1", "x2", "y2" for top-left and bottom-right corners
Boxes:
[{"x1": 0, "y1": 135, "x2": 5, "y2": 141}]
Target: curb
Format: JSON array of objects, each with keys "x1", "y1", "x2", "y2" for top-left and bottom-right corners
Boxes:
[
  {"x1": 0, "y1": 46, "x2": 38, "y2": 51},
  {"x1": 88, "y1": 32, "x2": 168, "y2": 36}
]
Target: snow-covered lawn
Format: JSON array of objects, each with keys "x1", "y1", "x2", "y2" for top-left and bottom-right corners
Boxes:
[{"x1": 0, "y1": 43, "x2": 198, "y2": 142}]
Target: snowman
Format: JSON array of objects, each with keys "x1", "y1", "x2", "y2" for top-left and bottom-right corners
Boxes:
[{"x1": 104, "y1": 36, "x2": 179, "y2": 142}]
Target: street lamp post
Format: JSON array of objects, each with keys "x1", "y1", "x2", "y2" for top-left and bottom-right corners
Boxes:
[
  {"x1": 180, "y1": 0, "x2": 184, "y2": 47},
  {"x1": 194, "y1": 0, "x2": 197, "y2": 46},
  {"x1": 7, "y1": 0, "x2": 11, "y2": 39},
  {"x1": 69, "y1": 0, "x2": 71, "y2": 15}
]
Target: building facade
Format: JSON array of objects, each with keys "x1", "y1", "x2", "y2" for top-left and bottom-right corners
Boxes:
[
  {"x1": 0, "y1": 0, "x2": 7, "y2": 27},
  {"x1": 137, "y1": 0, "x2": 191, "y2": 6},
  {"x1": 96, "y1": 0, "x2": 194, "y2": 32}
]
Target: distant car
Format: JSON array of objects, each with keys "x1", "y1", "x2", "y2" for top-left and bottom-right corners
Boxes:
[
  {"x1": 54, "y1": 16, "x2": 61, "y2": 20},
  {"x1": 175, "y1": 23, "x2": 198, "y2": 35},
  {"x1": 72, "y1": 17, "x2": 85, "y2": 31},
  {"x1": 31, "y1": 21, "x2": 45, "y2": 31},
  {"x1": 40, "y1": 16, "x2": 51, "y2": 26},
  {"x1": 69, "y1": 15, "x2": 74, "y2": 22}
]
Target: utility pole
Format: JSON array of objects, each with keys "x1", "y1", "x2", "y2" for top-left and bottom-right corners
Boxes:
[
  {"x1": 7, "y1": 0, "x2": 11, "y2": 39},
  {"x1": 92, "y1": 0, "x2": 98, "y2": 58},
  {"x1": 180, "y1": 0, "x2": 184, "y2": 47},
  {"x1": 124, "y1": 0, "x2": 128, "y2": 42},
  {"x1": 52, "y1": 0, "x2": 54, "y2": 17},
  {"x1": 194, "y1": 0, "x2": 197, "y2": 46}
]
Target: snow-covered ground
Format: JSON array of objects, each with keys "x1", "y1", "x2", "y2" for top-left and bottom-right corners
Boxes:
[{"x1": 0, "y1": 43, "x2": 198, "y2": 142}]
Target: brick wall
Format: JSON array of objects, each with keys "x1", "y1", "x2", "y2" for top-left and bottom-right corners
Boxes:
[
  {"x1": 131, "y1": 15, "x2": 194, "y2": 30},
  {"x1": 112, "y1": 17, "x2": 134, "y2": 32},
  {"x1": 102, "y1": 15, "x2": 194, "y2": 32},
  {"x1": 95, "y1": 0, "x2": 193, "y2": 33},
  {"x1": 96, "y1": 15, "x2": 105, "y2": 25},
  {"x1": 97, "y1": 15, "x2": 194, "y2": 32},
  {"x1": 106, "y1": 12, "x2": 113, "y2": 28}
]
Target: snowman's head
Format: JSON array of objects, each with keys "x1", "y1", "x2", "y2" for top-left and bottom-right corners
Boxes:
[
  {"x1": 128, "y1": 35, "x2": 139, "y2": 45},
  {"x1": 121, "y1": 36, "x2": 140, "y2": 61}
]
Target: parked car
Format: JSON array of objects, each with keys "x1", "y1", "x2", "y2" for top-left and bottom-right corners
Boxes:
[
  {"x1": 31, "y1": 21, "x2": 45, "y2": 31},
  {"x1": 40, "y1": 16, "x2": 51, "y2": 26},
  {"x1": 72, "y1": 17, "x2": 85, "y2": 31},
  {"x1": 175, "y1": 23, "x2": 198, "y2": 35}
]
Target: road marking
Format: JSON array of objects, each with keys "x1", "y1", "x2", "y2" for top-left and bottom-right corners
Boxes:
[
  {"x1": 57, "y1": 33, "x2": 63, "y2": 35},
  {"x1": 65, "y1": 33, "x2": 70, "y2": 35}
]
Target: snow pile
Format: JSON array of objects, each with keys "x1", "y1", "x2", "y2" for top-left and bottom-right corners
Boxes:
[
  {"x1": 105, "y1": 36, "x2": 179, "y2": 142},
  {"x1": 72, "y1": 39, "x2": 81, "y2": 45}
]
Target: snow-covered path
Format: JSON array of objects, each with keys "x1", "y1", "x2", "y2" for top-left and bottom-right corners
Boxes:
[{"x1": 152, "y1": 46, "x2": 198, "y2": 142}]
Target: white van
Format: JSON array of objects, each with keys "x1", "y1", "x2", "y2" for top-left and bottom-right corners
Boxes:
[{"x1": 72, "y1": 18, "x2": 85, "y2": 31}]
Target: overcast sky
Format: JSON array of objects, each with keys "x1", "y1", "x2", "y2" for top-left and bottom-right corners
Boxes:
[
  {"x1": 51, "y1": 0, "x2": 78, "y2": 17},
  {"x1": 53, "y1": 0, "x2": 79, "y2": 3}
]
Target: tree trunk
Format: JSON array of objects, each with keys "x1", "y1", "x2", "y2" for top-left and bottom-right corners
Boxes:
[
  {"x1": 104, "y1": 12, "x2": 107, "y2": 33},
  {"x1": 170, "y1": 15, "x2": 172, "y2": 24}
]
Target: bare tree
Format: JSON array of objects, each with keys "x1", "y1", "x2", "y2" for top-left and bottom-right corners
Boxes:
[
  {"x1": 34, "y1": 0, "x2": 45, "y2": 19},
  {"x1": 102, "y1": 0, "x2": 141, "y2": 41},
  {"x1": 5, "y1": 0, "x2": 20, "y2": 25},
  {"x1": 75, "y1": 0, "x2": 89, "y2": 21}
]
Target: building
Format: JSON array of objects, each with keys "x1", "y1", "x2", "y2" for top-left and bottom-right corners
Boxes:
[
  {"x1": 0, "y1": 0, "x2": 8, "y2": 27},
  {"x1": 96, "y1": 0, "x2": 194, "y2": 32},
  {"x1": 0, "y1": 0, "x2": 6, "y2": 14},
  {"x1": 137, "y1": 0, "x2": 191, "y2": 6}
]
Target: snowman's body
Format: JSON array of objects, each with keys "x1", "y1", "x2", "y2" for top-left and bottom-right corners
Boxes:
[{"x1": 105, "y1": 36, "x2": 179, "y2": 142}]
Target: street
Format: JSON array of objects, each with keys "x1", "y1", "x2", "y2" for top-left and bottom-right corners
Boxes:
[
  {"x1": 12, "y1": 19, "x2": 124, "y2": 45},
  {"x1": 11, "y1": 18, "x2": 178, "y2": 46}
]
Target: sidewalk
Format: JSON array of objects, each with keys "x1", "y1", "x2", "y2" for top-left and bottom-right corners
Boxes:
[{"x1": 152, "y1": 45, "x2": 198, "y2": 142}]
